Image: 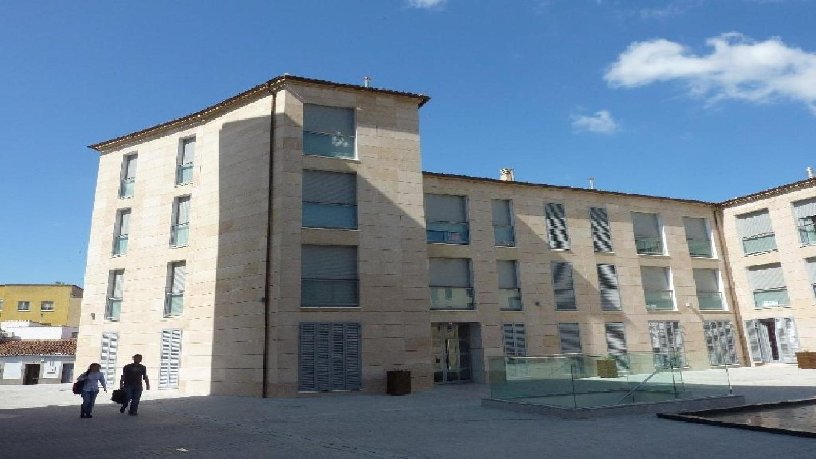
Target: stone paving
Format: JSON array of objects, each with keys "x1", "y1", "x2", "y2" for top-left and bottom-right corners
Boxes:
[{"x1": 0, "y1": 365, "x2": 815, "y2": 458}]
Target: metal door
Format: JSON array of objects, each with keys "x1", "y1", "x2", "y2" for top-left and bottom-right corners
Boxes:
[
  {"x1": 432, "y1": 324, "x2": 472, "y2": 383},
  {"x1": 23, "y1": 364, "x2": 40, "y2": 385}
]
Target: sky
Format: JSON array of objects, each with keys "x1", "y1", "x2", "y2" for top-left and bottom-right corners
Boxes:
[{"x1": 1, "y1": 0, "x2": 816, "y2": 286}]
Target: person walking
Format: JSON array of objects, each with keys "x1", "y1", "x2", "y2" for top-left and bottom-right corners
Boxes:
[
  {"x1": 77, "y1": 363, "x2": 107, "y2": 418},
  {"x1": 120, "y1": 354, "x2": 150, "y2": 416}
]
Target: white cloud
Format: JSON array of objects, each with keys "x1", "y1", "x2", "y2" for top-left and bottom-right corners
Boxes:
[
  {"x1": 639, "y1": 1, "x2": 701, "y2": 20},
  {"x1": 605, "y1": 33, "x2": 816, "y2": 112},
  {"x1": 571, "y1": 110, "x2": 619, "y2": 134},
  {"x1": 407, "y1": 0, "x2": 446, "y2": 9}
]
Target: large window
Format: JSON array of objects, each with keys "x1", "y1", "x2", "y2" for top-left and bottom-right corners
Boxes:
[
  {"x1": 165, "y1": 261, "x2": 186, "y2": 317},
  {"x1": 597, "y1": 264, "x2": 621, "y2": 311},
  {"x1": 632, "y1": 212, "x2": 664, "y2": 255},
  {"x1": 302, "y1": 170, "x2": 357, "y2": 229},
  {"x1": 703, "y1": 320, "x2": 738, "y2": 366},
  {"x1": 17, "y1": 301, "x2": 30, "y2": 312},
  {"x1": 100, "y1": 332, "x2": 119, "y2": 383},
  {"x1": 176, "y1": 137, "x2": 195, "y2": 185},
  {"x1": 113, "y1": 208, "x2": 130, "y2": 256},
  {"x1": 170, "y1": 196, "x2": 191, "y2": 247},
  {"x1": 299, "y1": 322, "x2": 361, "y2": 392},
  {"x1": 106, "y1": 270, "x2": 124, "y2": 320},
  {"x1": 545, "y1": 203, "x2": 569, "y2": 250},
  {"x1": 429, "y1": 258, "x2": 474, "y2": 310},
  {"x1": 40, "y1": 301, "x2": 54, "y2": 312},
  {"x1": 303, "y1": 104, "x2": 355, "y2": 159},
  {"x1": 558, "y1": 323, "x2": 582, "y2": 354},
  {"x1": 492, "y1": 199, "x2": 515, "y2": 246},
  {"x1": 590, "y1": 207, "x2": 613, "y2": 252},
  {"x1": 693, "y1": 268, "x2": 724, "y2": 310},
  {"x1": 119, "y1": 154, "x2": 137, "y2": 198},
  {"x1": 736, "y1": 210, "x2": 776, "y2": 255},
  {"x1": 793, "y1": 198, "x2": 816, "y2": 245},
  {"x1": 425, "y1": 194, "x2": 469, "y2": 244},
  {"x1": 648, "y1": 321, "x2": 686, "y2": 368},
  {"x1": 159, "y1": 329, "x2": 182, "y2": 389},
  {"x1": 301, "y1": 245, "x2": 358, "y2": 307},
  {"x1": 497, "y1": 260, "x2": 522, "y2": 310},
  {"x1": 552, "y1": 262, "x2": 576, "y2": 310},
  {"x1": 747, "y1": 263, "x2": 789, "y2": 308},
  {"x1": 683, "y1": 217, "x2": 713, "y2": 258},
  {"x1": 641, "y1": 266, "x2": 674, "y2": 311}
]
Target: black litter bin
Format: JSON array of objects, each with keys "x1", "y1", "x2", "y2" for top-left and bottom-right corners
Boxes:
[{"x1": 386, "y1": 370, "x2": 411, "y2": 396}]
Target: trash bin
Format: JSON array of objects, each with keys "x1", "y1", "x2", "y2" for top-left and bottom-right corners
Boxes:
[{"x1": 386, "y1": 370, "x2": 411, "y2": 396}]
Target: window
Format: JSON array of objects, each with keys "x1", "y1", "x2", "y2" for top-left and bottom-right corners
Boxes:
[
  {"x1": 545, "y1": 203, "x2": 569, "y2": 250},
  {"x1": 17, "y1": 301, "x2": 31, "y2": 312},
  {"x1": 301, "y1": 245, "x2": 358, "y2": 307},
  {"x1": 303, "y1": 104, "x2": 355, "y2": 159},
  {"x1": 299, "y1": 322, "x2": 361, "y2": 392},
  {"x1": 737, "y1": 210, "x2": 776, "y2": 255},
  {"x1": 683, "y1": 217, "x2": 713, "y2": 258},
  {"x1": 747, "y1": 263, "x2": 789, "y2": 308},
  {"x1": 703, "y1": 321, "x2": 738, "y2": 366},
  {"x1": 492, "y1": 199, "x2": 515, "y2": 246},
  {"x1": 165, "y1": 261, "x2": 186, "y2": 317},
  {"x1": 429, "y1": 258, "x2": 474, "y2": 310},
  {"x1": 597, "y1": 264, "x2": 621, "y2": 311},
  {"x1": 641, "y1": 266, "x2": 674, "y2": 311},
  {"x1": 176, "y1": 137, "x2": 195, "y2": 185},
  {"x1": 503, "y1": 323, "x2": 527, "y2": 357},
  {"x1": 40, "y1": 301, "x2": 54, "y2": 312},
  {"x1": 558, "y1": 323, "x2": 582, "y2": 354},
  {"x1": 112, "y1": 208, "x2": 130, "y2": 256},
  {"x1": 694, "y1": 268, "x2": 724, "y2": 310},
  {"x1": 302, "y1": 170, "x2": 357, "y2": 229},
  {"x1": 806, "y1": 258, "x2": 816, "y2": 299},
  {"x1": 425, "y1": 194, "x2": 469, "y2": 244},
  {"x1": 159, "y1": 329, "x2": 182, "y2": 389},
  {"x1": 497, "y1": 260, "x2": 522, "y2": 310},
  {"x1": 100, "y1": 332, "x2": 119, "y2": 383},
  {"x1": 590, "y1": 207, "x2": 613, "y2": 252},
  {"x1": 648, "y1": 321, "x2": 686, "y2": 368},
  {"x1": 0, "y1": 299, "x2": 4, "y2": 311},
  {"x1": 170, "y1": 196, "x2": 191, "y2": 247},
  {"x1": 793, "y1": 198, "x2": 816, "y2": 245},
  {"x1": 605, "y1": 322, "x2": 628, "y2": 370},
  {"x1": 632, "y1": 212, "x2": 664, "y2": 255},
  {"x1": 745, "y1": 318, "x2": 799, "y2": 363},
  {"x1": 551, "y1": 262, "x2": 576, "y2": 310},
  {"x1": 106, "y1": 270, "x2": 124, "y2": 320},
  {"x1": 119, "y1": 154, "x2": 137, "y2": 198}
]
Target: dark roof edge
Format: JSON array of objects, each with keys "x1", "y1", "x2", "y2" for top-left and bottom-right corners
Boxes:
[
  {"x1": 718, "y1": 177, "x2": 816, "y2": 207},
  {"x1": 422, "y1": 171, "x2": 715, "y2": 206},
  {"x1": 88, "y1": 75, "x2": 430, "y2": 152}
]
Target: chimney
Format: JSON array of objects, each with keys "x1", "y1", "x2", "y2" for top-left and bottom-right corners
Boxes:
[
  {"x1": 588, "y1": 177, "x2": 596, "y2": 190},
  {"x1": 808, "y1": 166, "x2": 814, "y2": 179},
  {"x1": 363, "y1": 76, "x2": 372, "y2": 88},
  {"x1": 499, "y1": 168, "x2": 515, "y2": 181}
]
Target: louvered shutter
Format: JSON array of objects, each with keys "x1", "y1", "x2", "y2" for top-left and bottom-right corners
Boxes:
[
  {"x1": 745, "y1": 320, "x2": 763, "y2": 362},
  {"x1": 693, "y1": 268, "x2": 719, "y2": 293},
  {"x1": 597, "y1": 264, "x2": 621, "y2": 311},
  {"x1": 176, "y1": 196, "x2": 191, "y2": 225},
  {"x1": 119, "y1": 210, "x2": 130, "y2": 236},
  {"x1": 604, "y1": 322, "x2": 627, "y2": 361},
  {"x1": 159, "y1": 329, "x2": 182, "y2": 389},
  {"x1": 429, "y1": 258, "x2": 470, "y2": 287},
  {"x1": 590, "y1": 207, "x2": 613, "y2": 252},
  {"x1": 124, "y1": 155, "x2": 137, "y2": 180},
  {"x1": 545, "y1": 203, "x2": 570, "y2": 249},
  {"x1": 737, "y1": 210, "x2": 773, "y2": 238},
  {"x1": 100, "y1": 332, "x2": 119, "y2": 382},
  {"x1": 793, "y1": 198, "x2": 816, "y2": 219},
  {"x1": 303, "y1": 170, "x2": 356, "y2": 204},
  {"x1": 497, "y1": 260, "x2": 518, "y2": 289},
  {"x1": 111, "y1": 271, "x2": 124, "y2": 298},
  {"x1": 181, "y1": 138, "x2": 195, "y2": 165},
  {"x1": 299, "y1": 323, "x2": 317, "y2": 391},
  {"x1": 304, "y1": 104, "x2": 355, "y2": 136},
  {"x1": 171, "y1": 263, "x2": 186, "y2": 293},
  {"x1": 558, "y1": 323, "x2": 582, "y2": 353},
  {"x1": 632, "y1": 212, "x2": 660, "y2": 238},
  {"x1": 551, "y1": 262, "x2": 576, "y2": 310},
  {"x1": 503, "y1": 323, "x2": 527, "y2": 357},
  {"x1": 425, "y1": 194, "x2": 467, "y2": 223},
  {"x1": 299, "y1": 322, "x2": 361, "y2": 392},
  {"x1": 747, "y1": 264, "x2": 786, "y2": 290}
]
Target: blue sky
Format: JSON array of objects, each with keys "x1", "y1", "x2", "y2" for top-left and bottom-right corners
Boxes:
[{"x1": 2, "y1": 0, "x2": 816, "y2": 286}]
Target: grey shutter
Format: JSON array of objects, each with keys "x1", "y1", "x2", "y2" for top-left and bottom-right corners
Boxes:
[
  {"x1": 693, "y1": 268, "x2": 719, "y2": 293},
  {"x1": 429, "y1": 258, "x2": 470, "y2": 287},
  {"x1": 793, "y1": 198, "x2": 816, "y2": 219},
  {"x1": 111, "y1": 271, "x2": 124, "y2": 298},
  {"x1": 808, "y1": 258, "x2": 816, "y2": 284},
  {"x1": 744, "y1": 320, "x2": 763, "y2": 362},
  {"x1": 641, "y1": 267, "x2": 670, "y2": 290},
  {"x1": 497, "y1": 260, "x2": 518, "y2": 289},
  {"x1": 181, "y1": 138, "x2": 195, "y2": 165},
  {"x1": 649, "y1": 321, "x2": 685, "y2": 367},
  {"x1": 590, "y1": 207, "x2": 613, "y2": 252},
  {"x1": 299, "y1": 323, "x2": 317, "y2": 391},
  {"x1": 558, "y1": 323, "x2": 582, "y2": 353},
  {"x1": 683, "y1": 217, "x2": 709, "y2": 240},
  {"x1": 100, "y1": 332, "x2": 119, "y2": 382},
  {"x1": 704, "y1": 321, "x2": 737, "y2": 365},
  {"x1": 304, "y1": 104, "x2": 355, "y2": 136},
  {"x1": 632, "y1": 212, "x2": 660, "y2": 238},
  {"x1": 119, "y1": 210, "x2": 130, "y2": 236},
  {"x1": 299, "y1": 322, "x2": 361, "y2": 392},
  {"x1": 425, "y1": 194, "x2": 467, "y2": 223},
  {"x1": 597, "y1": 264, "x2": 621, "y2": 310},
  {"x1": 545, "y1": 203, "x2": 570, "y2": 249},
  {"x1": 492, "y1": 200, "x2": 512, "y2": 226},
  {"x1": 776, "y1": 318, "x2": 799, "y2": 363},
  {"x1": 737, "y1": 210, "x2": 773, "y2": 238},
  {"x1": 302, "y1": 245, "x2": 358, "y2": 280},
  {"x1": 124, "y1": 155, "x2": 137, "y2": 180},
  {"x1": 503, "y1": 323, "x2": 527, "y2": 357},
  {"x1": 303, "y1": 170, "x2": 356, "y2": 204},
  {"x1": 552, "y1": 262, "x2": 576, "y2": 310},
  {"x1": 171, "y1": 262, "x2": 186, "y2": 293},
  {"x1": 747, "y1": 264, "x2": 786, "y2": 290},
  {"x1": 176, "y1": 196, "x2": 191, "y2": 225},
  {"x1": 343, "y1": 323, "x2": 362, "y2": 390},
  {"x1": 159, "y1": 329, "x2": 182, "y2": 389},
  {"x1": 604, "y1": 322, "x2": 627, "y2": 356}
]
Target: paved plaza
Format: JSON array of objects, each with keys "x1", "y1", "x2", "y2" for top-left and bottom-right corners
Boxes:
[{"x1": 1, "y1": 366, "x2": 815, "y2": 458}]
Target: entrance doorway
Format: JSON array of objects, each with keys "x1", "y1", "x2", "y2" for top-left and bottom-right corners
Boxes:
[
  {"x1": 23, "y1": 364, "x2": 40, "y2": 385},
  {"x1": 61, "y1": 363, "x2": 74, "y2": 383},
  {"x1": 432, "y1": 323, "x2": 472, "y2": 383},
  {"x1": 746, "y1": 317, "x2": 798, "y2": 363}
]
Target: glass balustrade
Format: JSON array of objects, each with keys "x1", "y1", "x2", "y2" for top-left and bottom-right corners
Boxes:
[
  {"x1": 697, "y1": 292, "x2": 724, "y2": 310},
  {"x1": 742, "y1": 233, "x2": 777, "y2": 255},
  {"x1": 177, "y1": 163, "x2": 194, "y2": 185},
  {"x1": 303, "y1": 203, "x2": 357, "y2": 229},
  {"x1": 493, "y1": 226, "x2": 515, "y2": 246},
  {"x1": 799, "y1": 223, "x2": 816, "y2": 245},
  {"x1": 430, "y1": 286, "x2": 474, "y2": 310},
  {"x1": 635, "y1": 237, "x2": 663, "y2": 255},
  {"x1": 645, "y1": 290, "x2": 675, "y2": 310},
  {"x1": 105, "y1": 299, "x2": 122, "y2": 321},
  {"x1": 753, "y1": 288, "x2": 789, "y2": 308},
  {"x1": 164, "y1": 292, "x2": 184, "y2": 316},
  {"x1": 171, "y1": 223, "x2": 189, "y2": 247},
  {"x1": 499, "y1": 288, "x2": 522, "y2": 310},
  {"x1": 113, "y1": 235, "x2": 128, "y2": 256},
  {"x1": 119, "y1": 178, "x2": 135, "y2": 198},
  {"x1": 427, "y1": 221, "x2": 469, "y2": 244},
  {"x1": 301, "y1": 279, "x2": 359, "y2": 307},
  {"x1": 303, "y1": 131, "x2": 355, "y2": 158},
  {"x1": 687, "y1": 238, "x2": 713, "y2": 257}
]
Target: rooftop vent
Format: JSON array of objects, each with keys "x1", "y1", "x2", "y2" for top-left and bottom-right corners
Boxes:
[
  {"x1": 500, "y1": 168, "x2": 515, "y2": 181},
  {"x1": 808, "y1": 166, "x2": 814, "y2": 179},
  {"x1": 588, "y1": 177, "x2": 596, "y2": 190},
  {"x1": 363, "y1": 76, "x2": 372, "y2": 88}
]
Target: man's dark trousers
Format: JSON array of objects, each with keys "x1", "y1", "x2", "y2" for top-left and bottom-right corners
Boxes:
[{"x1": 123, "y1": 385, "x2": 143, "y2": 414}]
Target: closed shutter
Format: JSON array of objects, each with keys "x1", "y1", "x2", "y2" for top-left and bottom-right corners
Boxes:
[
  {"x1": 119, "y1": 210, "x2": 130, "y2": 236},
  {"x1": 693, "y1": 268, "x2": 719, "y2": 293},
  {"x1": 492, "y1": 200, "x2": 512, "y2": 226},
  {"x1": 632, "y1": 212, "x2": 660, "y2": 238},
  {"x1": 545, "y1": 203, "x2": 570, "y2": 249},
  {"x1": 604, "y1": 322, "x2": 627, "y2": 356},
  {"x1": 299, "y1": 322, "x2": 361, "y2": 392},
  {"x1": 776, "y1": 318, "x2": 800, "y2": 363},
  {"x1": 170, "y1": 262, "x2": 186, "y2": 293},
  {"x1": 806, "y1": 258, "x2": 816, "y2": 284},
  {"x1": 181, "y1": 138, "x2": 195, "y2": 165},
  {"x1": 641, "y1": 266, "x2": 670, "y2": 290},
  {"x1": 793, "y1": 198, "x2": 816, "y2": 219},
  {"x1": 425, "y1": 194, "x2": 467, "y2": 223},
  {"x1": 683, "y1": 217, "x2": 709, "y2": 240},
  {"x1": 302, "y1": 245, "x2": 357, "y2": 280},
  {"x1": 558, "y1": 323, "x2": 582, "y2": 353},
  {"x1": 745, "y1": 320, "x2": 763, "y2": 362},
  {"x1": 159, "y1": 329, "x2": 182, "y2": 389},
  {"x1": 497, "y1": 260, "x2": 518, "y2": 289},
  {"x1": 648, "y1": 321, "x2": 686, "y2": 367},
  {"x1": 552, "y1": 262, "x2": 576, "y2": 310},
  {"x1": 746, "y1": 264, "x2": 786, "y2": 290},
  {"x1": 503, "y1": 323, "x2": 527, "y2": 357},
  {"x1": 597, "y1": 264, "x2": 621, "y2": 310},
  {"x1": 736, "y1": 210, "x2": 773, "y2": 238},
  {"x1": 111, "y1": 270, "x2": 124, "y2": 298},
  {"x1": 304, "y1": 104, "x2": 355, "y2": 136},
  {"x1": 303, "y1": 170, "x2": 356, "y2": 205},
  {"x1": 429, "y1": 258, "x2": 470, "y2": 287},
  {"x1": 590, "y1": 207, "x2": 613, "y2": 252},
  {"x1": 100, "y1": 332, "x2": 119, "y2": 382},
  {"x1": 124, "y1": 155, "x2": 137, "y2": 180},
  {"x1": 175, "y1": 196, "x2": 191, "y2": 225}
]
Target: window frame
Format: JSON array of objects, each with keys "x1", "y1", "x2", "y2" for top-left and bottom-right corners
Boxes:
[
  {"x1": 176, "y1": 136, "x2": 196, "y2": 186},
  {"x1": 17, "y1": 301, "x2": 31, "y2": 312},
  {"x1": 302, "y1": 104, "x2": 357, "y2": 160},
  {"x1": 119, "y1": 153, "x2": 138, "y2": 199},
  {"x1": 170, "y1": 195, "x2": 191, "y2": 248},
  {"x1": 40, "y1": 301, "x2": 55, "y2": 312}
]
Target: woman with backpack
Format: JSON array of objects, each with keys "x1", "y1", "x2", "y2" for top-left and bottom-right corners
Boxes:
[{"x1": 76, "y1": 363, "x2": 107, "y2": 418}]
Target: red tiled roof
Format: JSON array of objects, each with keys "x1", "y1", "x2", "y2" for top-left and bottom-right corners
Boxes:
[{"x1": 0, "y1": 339, "x2": 76, "y2": 356}]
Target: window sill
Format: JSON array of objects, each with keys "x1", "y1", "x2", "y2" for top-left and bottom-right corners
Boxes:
[
  {"x1": 170, "y1": 244, "x2": 189, "y2": 249},
  {"x1": 744, "y1": 249, "x2": 778, "y2": 257},
  {"x1": 690, "y1": 255, "x2": 717, "y2": 260},
  {"x1": 555, "y1": 309, "x2": 578, "y2": 312},
  {"x1": 303, "y1": 153, "x2": 360, "y2": 163},
  {"x1": 175, "y1": 182, "x2": 192, "y2": 188},
  {"x1": 495, "y1": 244, "x2": 517, "y2": 248},
  {"x1": 430, "y1": 308, "x2": 476, "y2": 312},
  {"x1": 111, "y1": 253, "x2": 126, "y2": 258},
  {"x1": 601, "y1": 309, "x2": 623, "y2": 313},
  {"x1": 637, "y1": 253, "x2": 670, "y2": 258},
  {"x1": 300, "y1": 305, "x2": 360, "y2": 309},
  {"x1": 427, "y1": 241, "x2": 470, "y2": 246},
  {"x1": 595, "y1": 251, "x2": 616, "y2": 255},
  {"x1": 646, "y1": 309, "x2": 679, "y2": 313},
  {"x1": 549, "y1": 248, "x2": 571, "y2": 252},
  {"x1": 302, "y1": 226, "x2": 360, "y2": 231},
  {"x1": 699, "y1": 309, "x2": 731, "y2": 314},
  {"x1": 500, "y1": 308, "x2": 523, "y2": 312}
]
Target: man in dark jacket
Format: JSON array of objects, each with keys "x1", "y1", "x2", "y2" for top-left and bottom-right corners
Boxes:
[{"x1": 120, "y1": 354, "x2": 150, "y2": 415}]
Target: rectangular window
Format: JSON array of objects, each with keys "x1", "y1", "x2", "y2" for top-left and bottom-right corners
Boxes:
[
  {"x1": 683, "y1": 217, "x2": 713, "y2": 258},
  {"x1": 648, "y1": 321, "x2": 686, "y2": 368},
  {"x1": 176, "y1": 137, "x2": 195, "y2": 185},
  {"x1": 551, "y1": 262, "x2": 576, "y2": 310},
  {"x1": 558, "y1": 323, "x2": 582, "y2": 354},
  {"x1": 503, "y1": 323, "x2": 527, "y2": 357},
  {"x1": 632, "y1": 212, "x2": 664, "y2": 255},
  {"x1": 597, "y1": 264, "x2": 621, "y2": 311},
  {"x1": 694, "y1": 268, "x2": 724, "y2": 310},
  {"x1": 170, "y1": 196, "x2": 191, "y2": 247},
  {"x1": 100, "y1": 332, "x2": 119, "y2": 383},
  {"x1": 641, "y1": 266, "x2": 674, "y2": 310},
  {"x1": 545, "y1": 203, "x2": 569, "y2": 250},
  {"x1": 106, "y1": 270, "x2": 124, "y2": 321},
  {"x1": 17, "y1": 301, "x2": 30, "y2": 311},
  {"x1": 0, "y1": 299, "x2": 4, "y2": 311},
  {"x1": 299, "y1": 322, "x2": 361, "y2": 392},
  {"x1": 745, "y1": 318, "x2": 799, "y2": 363},
  {"x1": 303, "y1": 104, "x2": 355, "y2": 159},
  {"x1": 590, "y1": 207, "x2": 613, "y2": 252},
  {"x1": 119, "y1": 154, "x2": 137, "y2": 198},
  {"x1": 497, "y1": 260, "x2": 522, "y2": 310},
  {"x1": 806, "y1": 258, "x2": 816, "y2": 299},
  {"x1": 429, "y1": 258, "x2": 474, "y2": 310},
  {"x1": 793, "y1": 198, "x2": 816, "y2": 245},
  {"x1": 425, "y1": 194, "x2": 469, "y2": 244},
  {"x1": 747, "y1": 263, "x2": 789, "y2": 308},
  {"x1": 492, "y1": 199, "x2": 515, "y2": 246},
  {"x1": 301, "y1": 245, "x2": 358, "y2": 307},
  {"x1": 40, "y1": 301, "x2": 54, "y2": 312},
  {"x1": 703, "y1": 320, "x2": 738, "y2": 366},
  {"x1": 165, "y1": 261, "x2": 186, "y2": 317},
  {"x1": 737, "y1": 210, "x2": 776, "y2": 255},
  {"x1": 159, "y1": 329, "x2": 182, "y2": 389},
  {"x1": 112, "y1": 208, "x2": 130, "y2": 256},
  {"x1": 605, "y1": 322, "x2": 628, "y2": 370},
  {"x1": 302, "y1": 170, "x2": 357, "y2": 229}
]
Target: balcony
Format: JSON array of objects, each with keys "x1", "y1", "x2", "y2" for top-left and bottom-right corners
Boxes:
[
  {"x1": 799, "y1": 223, "x2": 816, "y2": 245},
  {"x1": 119, "y1": 178, "x2": 135, "y2": 198},
  {"x1": 687, "y1": 238, "x2": 713, "y2": 258},
  {"x1": 742, "y1": 232, "x2": 777, "y2": 255},
  {"x1": 176, "y1": 163, "x2": 194, "y2": 185},
  {"x1": 430, "y1": 286, "x2": 474, "y2": 310},
  {"x1": 635, "y1": 237, "x2": 664, "y2": 255},
  {"x1": 301, "y1": 279, "x2": 359, "y2": 307},
  {"x1": 494, "y1": 226, "x2": 515, "y2": 247},
  {"x1": 499, "y1": 288, "x2": 522, "y2": 310},
  {"x1": 105, "y1": 299, "x2": 122, "y2": 321},
  {"x1": 753, "y1": 288, "x2": 789, "y2": 308},
  {"x1": 171, "y1": 223, "x2": 189, "y2": 247},
  {"x1": 303, "y1": 130, "x2": 355, "y2": 159},
  {"x1": 644, "y1": 290, "x2": 675, "y2": 311},
  {"x1": 697, "y1": 291, "x2": 724, "y2": 310},
  {"x1": 427, "y1": 221, "x2": 469, "y2": 244},
  {"x1": 164, "y1": 292, "x2": 184, "y2": 317},
  {"x1": 113, "y1": 235, "x2": 128, "y2": 256}
]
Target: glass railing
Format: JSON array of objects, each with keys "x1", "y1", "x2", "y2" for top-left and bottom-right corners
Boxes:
[
  {"x1": 427, "y1": 221, "x2": 469, "y2": 244},
  {"x1": 487, "y1": 351, "x2": 733, "y2": 409},
  {"x1": 687, "y1": 238, "x2": 713, "y2": 257},
  {"x1": 635, "y1": 237, "x2": 664, "y2": 255},
  {"x1": 494, "y1": 226, "x2": 515, "y2": 246},
  {"x1": 171, "y1": 223, "x2": 189, "y2": 247},
  {"x1": 799, "y1": 224, "x2": 816, "y2": 245},
  {"x1": 164, "y1": 292, "x2": 184, "y2": 317},
  {"x1": 645, "y1": 290, "x2": 675, "y2": 310},
  {"x1": 499, "y1": 288, "x2": 522, "y2": 310},
  {"x1": 119, "y1": 178, "x2": 135, "y2": 198},
  {"x1": 742, "y1": 233, "x2": 777, "y2": 255},
  {"x1": 430, "y1": 286, "x2": 474, "y2": 310},
  {"x1": 697, "y1": 292, "x2": 724, "y2": 310},
  {"x1": 753, "y1": 288, "x2": 789, "y2": 308},
  {"x1": 176, "y1": 163, "x2": 194, "y2": 185},
  {"x1": 302, "y1": 202, "x2": 357, "y2": 229},
  {"x1": 113, "y1": 235, "x2": 128, "y2": 256},
  {"x1": 301, "y1": 279, "x2": 359, "y2": 307},
  {"x1": 303, "y1": 130, "x2": 355, "y2": 159},
  {"x1": 105, "y1": 299, "x2": 122, "y2": 321}
]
